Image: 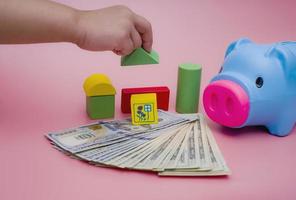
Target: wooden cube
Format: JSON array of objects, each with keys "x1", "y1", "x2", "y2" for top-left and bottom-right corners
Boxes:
[{"x1": 86, "y1": 95, "x2": 115, "y2": 119}]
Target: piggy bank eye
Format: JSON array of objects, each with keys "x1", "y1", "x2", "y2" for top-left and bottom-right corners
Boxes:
[{"x1": 255, "y1": 77, "x2": 264, "y2": 88}]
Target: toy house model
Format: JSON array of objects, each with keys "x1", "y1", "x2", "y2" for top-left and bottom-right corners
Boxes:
[{"x1": 83, "y1": 74, "x2": 116, "y2": 119}]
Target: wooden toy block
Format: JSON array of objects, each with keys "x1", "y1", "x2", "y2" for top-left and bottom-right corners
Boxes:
[
  {"x1": 131, "y1": 93, "x2": 158, "y2": 125},
  {"x1": 121, "y1": 48, "x2": 159, "y2": 66},
  {"x1": 83, "y1": 73, "x2": 116, "y2": 119},
  {"x1": 176, "y1": 63, "x2": 202, "y2": 113},
  {"x1": 121, "y1": 86, "x2": 170, "y2": 113},
  {"x1": 86, "y1": 95, "x2": 115, "y2": 119},
  {"x1": 83, "y1": 74, "x2": 116, "y2": 96}
]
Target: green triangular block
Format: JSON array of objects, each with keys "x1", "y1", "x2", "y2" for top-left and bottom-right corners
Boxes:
[{"x1": 121, "y1": 48, "x2": 159, "y2": 66}]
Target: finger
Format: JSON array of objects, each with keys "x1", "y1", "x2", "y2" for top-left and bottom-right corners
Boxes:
[
  {"x1": 130, "y1": 27, "x2": 142, "y2": 49},
  {"x1": 133, "y1": 14, "x2": 153, "y2": 52},
  {"x1": 118, "y1": 37, "x2": 134, "y2": 56}
]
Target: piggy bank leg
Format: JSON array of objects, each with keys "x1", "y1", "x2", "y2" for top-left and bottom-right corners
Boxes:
[{"x1": 266, "y1": 117, "x2": 295, "y2": 137}]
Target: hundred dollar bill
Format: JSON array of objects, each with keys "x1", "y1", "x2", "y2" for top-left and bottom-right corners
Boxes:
[
  {"x1": 158, "y1": 124, "x2": 231, "y2": 176},
  {"x1": 46, "y1": 111, "x2": 230, "y2": 177},
  {"x1": 92, "y1": 127, "x2": 177, "y2": 165},
  {"x1": 205, "y1": 125, "x2": 230, "y2": 172},
  {"x1": 131, "y1": 128, "x2": 182, "y2": 170},
  {"x1": 94, "y1": 125, "x2": 178, "y2": 166},
  {"x1": 195, "y1": 116, "x2": 212, "y2": 169},
  {"x1": 162, "y1": 122, "x2": 193, "y2": 170},
  {"x1": 164, "y1": 115, "x2": 212, "y2": 171},
  {"x1": 76, "y1": 138, "x2": 141, "y2": 161},
  {"x1": 149, "y1": 124, "x2": 192, "y2": 171},
  {"x1": 157, "y1": 129, "x2": 187, "y2": 169},
  {"x1": 85, "y1": 122, "x2": 186, "y2": 166},
  {"x1": 46, "y1": 110, "x2": 193, "y2": 153},
  {"x1": 151, "y1": 125, "x2": 190, "y2": 170},
  {"x1": 111, "y1": 114, "x2": 208, "y2": 171},
  {"x1": 175, "y1": 124, "x2": 199, "y2": 169},
  {"x1": 113, "y1": 127, "x2": 182, "y2": 168}
]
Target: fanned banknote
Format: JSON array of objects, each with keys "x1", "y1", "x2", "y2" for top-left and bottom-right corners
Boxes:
[{"x1": 46, "y1": 110, "x2": 230, "y2": 176}]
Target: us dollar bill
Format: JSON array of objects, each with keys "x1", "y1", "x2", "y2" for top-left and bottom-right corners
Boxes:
[
  {"x1": 158, "y1": 124, "x2": 230, "y2": 176},
  {"x1": 113, "y1": 127, "x2": 182, "y2": 168},
  {"x1": 46, "y1": 111, "x2": 230, "y2": 176},
  {"x1": 46, "y1": 110, "x2": 193, "y2": 153}
]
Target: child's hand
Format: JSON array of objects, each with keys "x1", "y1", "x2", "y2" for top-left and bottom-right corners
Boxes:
[
  {"x1": 74, "y1": 5, "x2": 153, "y2": 56},
  {"x1": 0, "y1": 1, "x2": 153, "y2": 56}
]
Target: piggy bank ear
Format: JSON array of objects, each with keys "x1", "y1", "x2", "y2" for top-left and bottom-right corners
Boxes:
[
  {"x1": 267, "y1": 45, "x2": 296, "y2": 79},
  {"x1": 225, "y1": 38, "x2": 252, "y2": 58}
]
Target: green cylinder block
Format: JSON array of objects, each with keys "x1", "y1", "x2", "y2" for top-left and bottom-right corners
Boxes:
[{"x1": 176, "y1": 63, "x2": 202, "y2": 113}]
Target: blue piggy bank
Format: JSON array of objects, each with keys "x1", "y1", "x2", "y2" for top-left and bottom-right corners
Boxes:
[{"x1": 203, "y1": 38, "x2": 296, "y2": 137}]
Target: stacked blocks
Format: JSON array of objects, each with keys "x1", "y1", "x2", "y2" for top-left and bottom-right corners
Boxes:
[
  {"x1": 83, "y1": 74, "x2": 116, "y2": 119},
  {"x1": 121, "y1": 48, "x2": 159, "y2": 66},
  {"x1": 131, "y1": 93, "x2": 158, "y2": 125},
  {"x1": 121, "y1": 86, "x2": 170, "y2": 113},
  {"x1": 176, "y1": 63, "x2": 202, "y2": 113}
]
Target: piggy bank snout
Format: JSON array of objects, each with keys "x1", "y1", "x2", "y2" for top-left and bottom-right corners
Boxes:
[{"x1": 203, "y1": 80, "x2": 250, "y2": 127}]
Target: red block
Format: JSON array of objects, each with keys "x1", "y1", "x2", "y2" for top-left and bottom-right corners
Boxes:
[{"x1": 121, "y1": 86, "x2": 170, "y2": 113}]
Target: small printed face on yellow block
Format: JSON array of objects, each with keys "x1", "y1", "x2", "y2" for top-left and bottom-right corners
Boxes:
[{"x1": 131, "y1": 93, "x2": 158, "y2": 125}]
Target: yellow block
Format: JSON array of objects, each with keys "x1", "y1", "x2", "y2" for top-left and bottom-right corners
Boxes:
[
  {"x1": 131, "y1": 93, "x2": 158, "y2": 125},
  {"x1": 83, "y1": 74, "x2": 116, "y2": 96}
]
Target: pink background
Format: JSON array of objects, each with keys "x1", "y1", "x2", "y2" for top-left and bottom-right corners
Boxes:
[{"x1": 1, "y1": 0, "x2": 296, "y2": 199}]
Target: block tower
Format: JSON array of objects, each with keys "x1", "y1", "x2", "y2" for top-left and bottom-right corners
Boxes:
[{"x1": 83, "y1": 74, "x2": 116, "y2": 119}]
